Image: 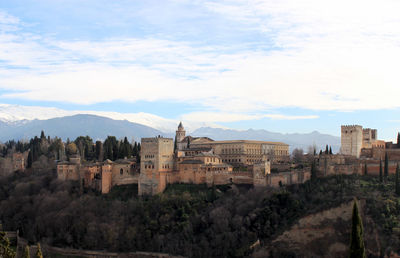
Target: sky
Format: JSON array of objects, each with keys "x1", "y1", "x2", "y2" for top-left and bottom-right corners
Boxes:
[{"x1": 0, "y1": 0, "x2": 400, "y2": 140}]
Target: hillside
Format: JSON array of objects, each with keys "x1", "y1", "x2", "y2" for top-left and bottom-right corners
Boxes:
[{"x1": 1, "y1": 171, "x2": 400, "y2": 257}]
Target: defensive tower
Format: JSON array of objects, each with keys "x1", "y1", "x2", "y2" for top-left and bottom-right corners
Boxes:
[{"x1": 341, "y1": 125, "x2": 363, "y2": 158}]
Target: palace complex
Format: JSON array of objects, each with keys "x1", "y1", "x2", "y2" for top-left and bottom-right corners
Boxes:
[
  {"x1": 53, "y1": 123, "x2": 400, "y2": 196},
  {"x1": 138, "y1": 123, "x2": 293, "y2": 195},
  {"x1": 56, "y1": 122, "x2": 299, "y2": 195}
]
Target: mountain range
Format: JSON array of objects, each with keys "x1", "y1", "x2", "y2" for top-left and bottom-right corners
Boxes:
[
  {"x1": 0, "y1": 113, "x2": 341, "y2": 153},
  {"x1": 0, "y1": 114, "x2": 164, "y2": 142}
]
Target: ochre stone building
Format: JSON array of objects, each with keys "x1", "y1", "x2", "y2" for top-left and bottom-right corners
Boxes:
[
  {"x1": 341, "y1": 125, "x2": 385, "y2": 158},
  {"x1": 138, "y1": 123, "x2": 300, "y2": 196},
  {"x1": 57, "y1": 156, "x2": 139, "y2": 194}
]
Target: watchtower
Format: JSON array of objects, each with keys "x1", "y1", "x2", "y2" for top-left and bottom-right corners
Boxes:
[
  {"x1": 176, "y1": 122, "x2": 186, "y2": 143},
  {"x1": 341, "y1": 125, "x2": 363, "y2": 158},
  {"x1": 139, "y1": 136, "x2": 174, "y2": 195}
]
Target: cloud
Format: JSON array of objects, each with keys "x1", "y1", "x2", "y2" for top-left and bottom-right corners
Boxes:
[{"x1": 1, "y1": 2, "x2": 400, "y2": 115}]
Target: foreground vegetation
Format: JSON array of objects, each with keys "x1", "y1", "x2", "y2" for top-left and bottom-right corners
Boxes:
[{"x1": 1, "y1": 170, "x2": 400, "y2": 257}]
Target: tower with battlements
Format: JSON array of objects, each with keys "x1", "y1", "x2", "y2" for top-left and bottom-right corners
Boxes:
[
  {"x1": 138, "y1": 136, "x2": 174, "y2": 195},
  {"x1": 340, "y1": 125, "x2": 364, "y2": 158}
]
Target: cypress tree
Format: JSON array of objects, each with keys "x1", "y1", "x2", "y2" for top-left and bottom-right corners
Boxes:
[
  {"x1": 384, "y1": 153, "x2": 389, "y2": 179},
  {"x1": 311, "y1": 159, "x2": 317, "y2": 182},
  {"x1": 364, "y1": 162, "x2": 368, "y2": 176},
  {"x1": 329, "y1": 146, "x2": 332, "y2": 155},
  {"x1": 27, "y1": 150, "x2": 33, "y2": 168},
  {"x1": 22, "y1": 245, "x2": 30, "y2": 258},
  {"x1": 397, "y1": 132, "x2": 400, "y2": 146},
  {"x1": 319, "y1": 150, "x2": 323, "y2": 155},
  {"x1": 174, "y1": 136, "x2": 177, "y2": 152},
  {"x1": 379, "y1": 159, "x2": 383, "y2": 183},
  {"x1": 325, "y1": 145, "x2": 329, "y2": 154},
  {"x1": 133, "y1": 142, "x2": 138, "y2": 156},
  {"x1": 35, "y1": 243, "x2": 43, "y2": 258},
  {"x1": 349, "y1": 198, "x2": 366, "y2": 258},
  {"x1": 40, "y1": 130, "x2": 46, "y2": 141},
  {"x1": 396, "y1": 163, "x2": 400, "y2": 196}
]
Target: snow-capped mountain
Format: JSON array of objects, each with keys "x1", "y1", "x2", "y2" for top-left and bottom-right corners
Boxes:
[
  {"x1": 0, "y1": 104, "x2": 208, "y2": 133},
  {"x1": 0, "y1": 104, "x2": 340, "y2": 151}
]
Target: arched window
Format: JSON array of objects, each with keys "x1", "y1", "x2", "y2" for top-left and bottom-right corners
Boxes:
[{"x1": 120, "y1": 168, "x2": 123, "y2": 175}]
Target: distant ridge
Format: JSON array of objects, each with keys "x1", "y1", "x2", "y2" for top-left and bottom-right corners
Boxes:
[
  {"x1": 0, "y1": 114, "x2": 341, "y2": 152},
  {"x1": 192, "y1": 127, "x2": 341, "y2": 152},
  {"x1": 0, "y1": 114, "x2": 165, "y2": 142}
]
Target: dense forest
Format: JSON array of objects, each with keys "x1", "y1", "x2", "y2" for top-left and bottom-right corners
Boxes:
[{"x1": 1, "y1": 169, "x2": 400, "y2": 257}]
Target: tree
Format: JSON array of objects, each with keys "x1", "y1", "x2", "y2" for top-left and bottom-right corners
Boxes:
[
  {"x1": 27, "y1": 150, "x2": 33, "y2": 168},
  {"x1": 379, "y1": 159, "x2": 383, "y2": 183},
  {"x1": 40, "y1": 130, "x2": 46, "y2": 141},
  {"x1": 22, "y1": 245, "x2": 30, "y2": 258},
  {"x1": 384, "y1": 153, "x2": 389, "y2": 179},
  {"x1": 396, "y1": 163, "x2": 400, "y2": 196},
  {"x1": 292, "y1": 148, "x2": 304, "y2": 164},
  {"x1": 397, "y1": 132, "x2": 400, "y2": 146},
  {"x1": 95, "y1": 141, "x2": 103, "y2": 161},
  {"x1": 329, "y1": 146, "x2": 332, "y2": 155},
  {"x1": 66, "y1": 142, "x2": 78, "y2": 156},
  {"x1": 174, "y1": 137, "x2": 177, "y2": 152},
  {"x1": 0, "y1": 231, "x2": 16, "y2": 258},
  {"x1": 311, "y1": 159, "x2": 317, "y2": 182},
  {"x1": 74, "y1": 136, "x2": 94, "y2": 160},
  {"x1": 349, "y1": 199, "x2": 366, "y2": 258},
  {"x1": 364, "y1": 162, "x2": 367, "y2": 176},
  {"x1": 103, "y1": 136, "x2": 119, "y2": 160},
  {"x1": 35, "y1": 243, "x2": 43, "y2": 258},
  {"x1": 325, "y1": 145, "x2": 329, "y2": 154}
]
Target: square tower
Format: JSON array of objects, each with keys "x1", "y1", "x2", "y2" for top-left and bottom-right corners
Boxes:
[
  {"x1": 341, "y1": 125, "x2": 363, "y2": 158},
  {"x1": 139, "y1": 136, "x2": 174, "y2": 195}
]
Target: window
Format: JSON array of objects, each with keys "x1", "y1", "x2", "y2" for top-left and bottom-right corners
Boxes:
[{"x1": 120, "y1": 168, "x2": 123, "y2": 175}]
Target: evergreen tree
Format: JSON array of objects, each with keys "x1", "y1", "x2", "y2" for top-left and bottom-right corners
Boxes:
[
  {"x1": 40, "y1": 130, "x2": 46, "y2": 141},
  {"x1": 379, "y1": 159, "x2": 383, "y2": 183},
  {"x1": 22, "y1": 245, "x2": 30, "y2": 258},
  {"x1": 35, "y1": 243, "x2": 43, "y2": 258},
  {"x1": 384, "y1": 153, "x2": 389, "y2": 179},
  {"x1": 27, "y1": 150, "x2": 33, "y2": 168},
  {"x1": 174, "y1": 137, "x2": 177, "y2": 152},
  {"x1": 397, "y1": 132, "x2": 400, "y2": 146},
  {"x1": 325, "y1": 145, "x2": 329, "y2": 154},
  {"x1": 319, "y1": 150, "x2": 322, "y2": 155},
  {"x1": 95, "y1": 141, "x2": 103, "y2": 161},
  {"x1": 311, "y1": 159, "x2": 317, "y2": 182},
  {"x1": 364, "y1": 162, "x2": 368, "y2": 176},
  {"x1": 396, "y1": 163, "x2": 400, "y2": 196},
  {"x1": 132, "y1": 142, "x2": 138, "y2": 157},
  {"x1": 329, "y1": 146, "x2": 332, "y2": 155},
  {"x1": 187, "y1": 137, "x2": 191, "y2": 149},
  {"x1": 349, "y1": 198, "x2": 366, "y2": 258},
  {"x1": 0, "y1": 231, "x2": 16, "y2": 258},
  {"x1": 136, "y1": 143, "x2": 141, "y2": 163}
]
